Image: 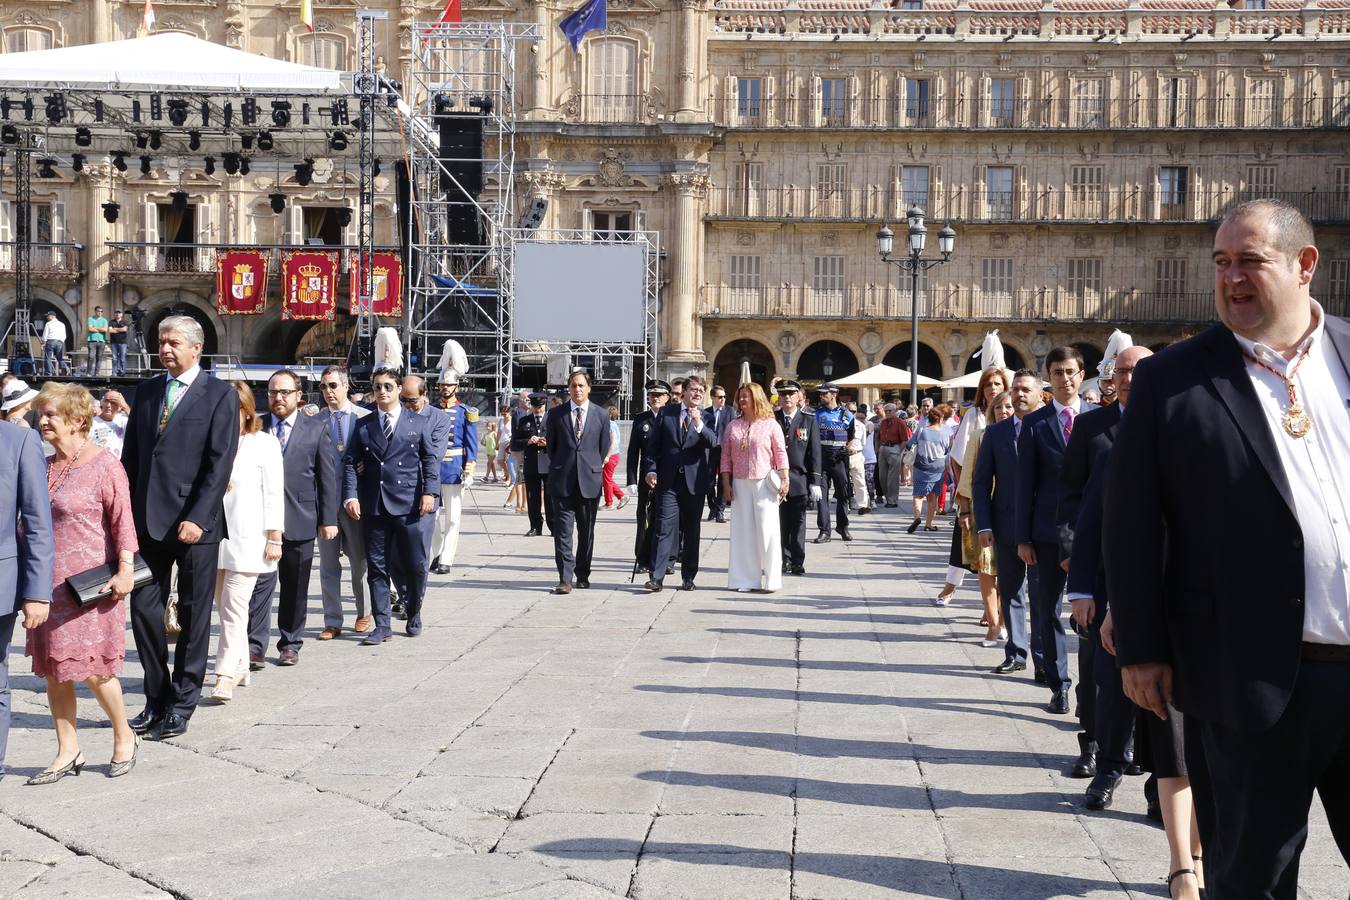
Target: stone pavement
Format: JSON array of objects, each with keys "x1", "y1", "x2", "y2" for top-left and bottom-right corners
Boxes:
[{"x1": 2, "y1": 485, "x2": 1346, "y2": 899}]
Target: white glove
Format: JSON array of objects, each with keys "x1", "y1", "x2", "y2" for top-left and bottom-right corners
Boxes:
[
  {"x1": 625, "y1": 483, "x2": 638, "y2": 497},
  {"x1": 809, "y1": 485, "x2": 823, "y2": 503},
  {"x1": 462, "y1": 475, "x2": 474, "y2": 489}
]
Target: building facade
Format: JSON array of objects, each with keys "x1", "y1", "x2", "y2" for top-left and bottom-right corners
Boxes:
[{"x1": 3, "y1": 0, "x2": 1349, "y2": 388}]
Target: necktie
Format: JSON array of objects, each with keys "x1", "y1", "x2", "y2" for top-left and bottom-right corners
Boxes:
[
  {"x1": 331, "y1": 411, "x2": 345, "y2": 448},
  {"x1": 1061, "y1": 407, "x2": 1076, "y2": 442},
  {"x1": 574, "y1": 407, "x2": 583, "y2": 441},
  {"x1": 383, "y1": 412, "x2": 394, "y2": 441},
  {"x1": 682, "y1": 410, "x2": 691, "y2": 436},
  {"x1": 1013, "y1": 417, "x2": 1022, "y2": 442},
  {"x1": 158, "y1": 378, "x2": 182, "y2": 433},
  {"x1": 275, "y1": 419, "x2": 289, "y2": 451}
]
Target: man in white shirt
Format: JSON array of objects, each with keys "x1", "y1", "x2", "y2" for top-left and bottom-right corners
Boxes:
[{"x1": 40, "y1": 312, "x2": 66, "y2": 377}]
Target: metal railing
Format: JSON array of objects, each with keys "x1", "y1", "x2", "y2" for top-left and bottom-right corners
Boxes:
[
  {"x1": 0, "y1": 242, "x2": 84, "y2": 277},
  {"x1": 106, "y1": 242, "x2": 401, "y2": 276},
  {"x1": 562, "y1": 93, "x2": 663, "y2": 124}
]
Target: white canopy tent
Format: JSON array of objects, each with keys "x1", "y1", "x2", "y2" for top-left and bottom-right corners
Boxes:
[
  {"x1": 833, "y1": 363, "x2": 945, "y2": 389},
  {"x1": 0, "y1": 33, "x2": 346, "y2": 91}
]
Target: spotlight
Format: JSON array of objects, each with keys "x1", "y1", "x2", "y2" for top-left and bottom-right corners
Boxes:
[
  {"x1": 257, "y1": 131, "x2": 273, "y2": 151},
  {"x1": 43, "y1": 93, "x2": 67, "y2": 124},
  {"x1": 112, "y1": 151, "x2": 128, "y2": 172},
  {"x1": 149, "y1": 130, "x2": 162, "y2": 151},
  {"x1": 240, "y1": 133, "x2": 254, "y2": 150},
  {"x1": 241, "y1": 96, "x2": 258, "y2": 126},
  {"x1": 168, "y1": 98, "x2": 189, "y2": 127},
  {"x1": 469, "y1": 96, "x2": 493, "y2": 114},
  {"x1": 94, "y1": 98, "x2": 104, "y2": 122},
  {"x1": 150, "y1": 93, "x2": 162, "y2": 121},
  {"x1": 372, "y1": 158, "x2": 381, "y2": 177},
  {"x1": 135, "y1": 131, "x2": 149, "y2": 149},
  {"x1": 0, "y1": 124, "x2": 17, "y2": 144},
  {"x1": 239, "y1": 157, "x2": 250, "y2": 175},
  {"x1": 140, "y1": 155, "x2": 152, "y2": 176},
  {"x1": 294, "y1": 158, "x2": 314, "y2": 186},
  {"x1": 269, "y1": 192, "x2": 286, "y2": 214},
  {"x1": 222, "y1": 152, "x2": 240, "y2": 175},
  {"x1": 170, "y1": 190, "x2": 189, "y2": 212},
  {"x1": 336, "y1": 206, "x2": 353, "y2": 228},
  {"x1": 71, "y1": 153, "x2": 85, "y2": 173},
  {"x1": 434, "y1": 94, "x2": 453, "y2": 116},
  {"x1": 203, "y1": 156, "x2": 216, "y2": 175},
  {"x1": 270, "y1": 100, "x2": 292, "y2": 127},
  {"x1": 74, "y1": 126, "x2": 92, "y2": 146},
  {"x1": 188, "y1": 131, "x2": 201, "y2": 151},
  {"x1": 222, "y1": 102, "x2": 233, "y2": 128},
  {"x1": 329, "y1": 131, "x2": 348, "y2": 151},
  {"x1": 37, "y1": 157, "x2": 58, "y2": 178},
  {"x1": 102, "y1": 201, "x2": 120, "y2": 223}
]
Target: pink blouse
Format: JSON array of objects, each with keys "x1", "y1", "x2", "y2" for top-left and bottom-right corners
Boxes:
[{"x1": 720, "y1": 416, "x2": 788, "y2": 479}]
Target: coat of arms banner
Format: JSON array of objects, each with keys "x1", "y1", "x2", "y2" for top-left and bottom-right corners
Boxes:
[
  {"x1": 215, "y1": 248, "x2": 269, "y2": 315},
  {"x1": 282, "y1": 249, "x2": 339, "y2": 321},
  {"x1": 350, "y1": 251, "x2": 404, "y2": 318}
]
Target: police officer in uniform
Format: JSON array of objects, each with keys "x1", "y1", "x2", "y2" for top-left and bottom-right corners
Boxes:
[
  {"x1": 513, "y1": 392, "x2": 552, "y2": 536},
  {"x1": 626, "y1": 380, "x2": 669, "y2": 574},
  {"x1": 775, "y1": 380, "x2": 823, "y2": 574},
  {"x1": 813, "y1": 382, "x2": 856, "y2": 542},
  {"x1": 429, "y1": 371, "x2": 478, "y2": 575}
]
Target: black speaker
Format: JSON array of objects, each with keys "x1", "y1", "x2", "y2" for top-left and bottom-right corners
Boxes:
[{"x1": 438, "y1": 115, "x2": 484, "y2": 198}]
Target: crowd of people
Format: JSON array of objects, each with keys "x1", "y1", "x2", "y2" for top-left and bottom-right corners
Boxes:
[{"x1": 0, "y1": 198, "x2": 1345, "y2": 900}]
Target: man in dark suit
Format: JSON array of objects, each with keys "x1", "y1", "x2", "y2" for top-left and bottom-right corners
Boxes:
[
  {"x1": 1106, "y1": 200, "x2": 1350, "y2": 897},
  {"x1": 342, "y1": 366, "x2": 439, "y2": 642},
  {"x1": 1015, "y1": 346, "x2": 1087, "y2": 715},
  {"x1": 247, "y1": 369, "x2": 338, "y2": 667},
  {"x1": 122, "y1": 315, "x2": 239, "y2": 740},
  {"x1": 513, "y1": 393, "x2": 551, "y2": 536},
  {"x1": 544, "y1": 370, "x2": 612, "y2": 594},
  {"x1": 643, "y1": 374, "x2": 720, "y2": 591},
  {"x1": 775, "y1": 380, "x2": 823, "y2": 576},
  {"x1": 1060, "y1": 345, "x2": 1153, "y2": 808},
  {"x1": 626, "y1": 380, "x2": 669, "y2": 573},
  {"x1": 0, "y1": 423, "x2": 53, "y2": 781},
  {"x1": 314, "y1": 365, "x2": 372, "y2": 640},
  {"x1": 704, "y1": 385, "x2": 731, "y2": 523},
  {"x1": 974, "y1": 368, "x2": 1042, "y2": 677}
]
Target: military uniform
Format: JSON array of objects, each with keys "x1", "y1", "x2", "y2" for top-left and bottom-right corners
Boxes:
[
  {"x1": 512, "y1": 398, "x2": 552, "y2": 535},
  {"x1": 776, "y1": 383, "x2": 823, "y2": 573},
  {"x1": 627, "y1": 379, "x2": 672, "y2": 574},
  {"x1": 814, "y1": 386, "x2": 856, "y2": 542},
  {"x1": 430, "y1": 399, "x2": 478, "y2": 571}
]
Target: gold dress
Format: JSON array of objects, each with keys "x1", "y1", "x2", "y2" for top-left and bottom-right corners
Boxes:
[{"x1": 955, "y1": 425, "x2": 997, "y2": 576}]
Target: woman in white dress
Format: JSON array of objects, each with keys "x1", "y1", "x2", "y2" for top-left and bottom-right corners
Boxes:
[
  {"x1": 720, "y1": 383, "x2": 789, "y2": 592},
  {"x1": 211, "y1": 382, "x2": 284, "y2": 701}
]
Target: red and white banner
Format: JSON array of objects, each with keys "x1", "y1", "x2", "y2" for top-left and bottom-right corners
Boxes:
[
  {"x1": 281, "y1": 249, "x2": 339, "y2": 321},
  {"x1": 350, "y1": 251, "x2": 404, "y2": 318},
  {"x1": 215, "y1": 248, "x2": 269, "y2": 315}
]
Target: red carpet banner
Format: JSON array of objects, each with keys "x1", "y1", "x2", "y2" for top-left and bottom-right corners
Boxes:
[
  {"x1": 215, "y1": 249, "x2": 269, "y2": 315},
  {"x1": 350, "y1": 251, "x2": 404, "y2": 318},
  {"x1": 282, "y1": 249, "x2": 339, "y2": 321}
]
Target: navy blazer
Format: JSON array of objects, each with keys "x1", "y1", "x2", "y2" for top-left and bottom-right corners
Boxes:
[
  {"x1": 704, "y1": 405, "x2": 732, "y2": 443},
  {"x1": 971, "y1": 416, "x2": 1020, "y2": 544},
  {"x1": 341, "y1": 408, "x2": 440, "y2": 517},
  {"x1": 644, "y1": 404, "x2": 721, "y2": 495},
  {"x1": 1104, "y1": 318, "x2": 1350, "y2": 733},
  {"x1": 259, "y1": 411, "x2": 338, "y2": 542},
  {"x1": 0, "y1": 425, "x2": 54, "y2": 613},
  {"x1": 122, "y1": 371, "x2": 239, "y2": 543},
  {"x1": 1056, "y1": 402, "x2": 1121, "y2": 561},
  {"x1": 776, "y1": 409, "x2": 823, "y2": 498},
  {"x1": 1066, "y1": 446, "x2": 1110, "y2": 603},
  {"x1": 626, "y1": 408, "x2": 658, "y2": 485},
  {"x1": 545, "y1": 402, "x2": 612, "y2": 499},
  {"x1": 1014, "y1": 400, "x2": 1077, "y2": 546}
]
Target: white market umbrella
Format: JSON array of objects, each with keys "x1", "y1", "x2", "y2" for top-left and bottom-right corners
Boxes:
[
  {"x1": 739, "y1": 360, "x2": 752, "y2": 387},
  {"x1": 833, "y1": 363, "x2": 944, "y2": 389}
]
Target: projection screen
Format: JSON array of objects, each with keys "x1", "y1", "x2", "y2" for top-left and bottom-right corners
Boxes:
[{"x1": 513, "y1": 240, "x2": 647, "y2": 343}]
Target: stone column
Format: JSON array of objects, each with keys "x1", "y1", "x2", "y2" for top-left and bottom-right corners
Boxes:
[
  {"x1": 530, "y1": 0, "x2": 554, "y2": 116},
  {"x1": 675, "y1": 0, "x2": 705, "y2": 121},
  {"x1": 664, "y1": 172, "x2": 708, "y2": 373},
  {"x1": 85, "y1": 164, "x2": 114, "y2": 313}
]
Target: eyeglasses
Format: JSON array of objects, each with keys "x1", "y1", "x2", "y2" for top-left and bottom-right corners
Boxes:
[
  {"x1": 267, "y1": 389, "x2": 300, "y2": 397},
  {"x1": 1048, "y1": 368, "x2": 1080, "y2": 379},
  {"x1": 321, "y1": 381, "x2": 343, "y2": 390},
  {"x1": 399, "y1": 396, "x2": 420, "y2": 405},
  {"x1": 372, "y1": 383, "x2": 397, "y2": 392}
]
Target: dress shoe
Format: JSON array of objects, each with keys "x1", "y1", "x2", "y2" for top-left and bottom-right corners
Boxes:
[
  {"x1": 643, "y1": 579, "x2": 664, "y2": 593},
  {"x1": 552, "y1": 582, "x2": 573, "y2": 595},
  {"x1": 278, "y1": 649, "x2": 299, "y2": 667},
  {"x1": 993, "y1": 658, "x2": 1026, "y2": 674},
  {"x1": 1084, "y1": 772, "x2": 1122, "y2": 810},
  {"x1": 838, "y1": 528, "x2": 853, "y2": 542},
  {"x1": 1071, "y1": 738, "x2": 1098, "y2": 778},
  {"x1": 249, "y1": 652, "x2": 266, "y2": 672},
  {"x1": 406, "y1": 615, "x2": 423, "y2": 637},
  {"x1": 361, "y1": 626, "x2": 393, "y2": 645},
  {"x1": 1049, "y1": 687, "x2": 1072, "y2": 715},
  {"x1": 1033, "y1": 668, "x2": 1048, "y2": 685},
  {"x1": 25, "y1": 754, "x2": 85, "y2": 785},
  {"x1": 318, "y1": 626, "x2": 341, "y2": 640},
  {"x1": 680, "y1": 580, "x2": 696, "y2": 591},
  {"x1": 814, "y1": 531, "x2": 831, "y2": 544},
  {"x1": 1146, "y1": 797, "x2": 1164, "y2": 824},
  {"x1": 715, "y1": 514, "x2": 728, "y2": 524},
  {"x1": 151, "y1": 713, "x2": 189, "y2": 741},
  {"x1": 666, "y1": 565, "x2": 676, "y2": 577},
  {"x1": 885, "y1": 502, "x2": 898, "y2": 508},
  {"x1": 128, "y1": 707, "x2": 163, "y2": 735},
  {"x1": 1125, "y1": 761, "x2": 1145, "y2": 777},
  {"x1": 432, "y1": 564, "x2": 451, "y2": 575},
  {"x1": 525, "y1": 528, "x2": 542, "y2": 537},
  {"x1": 353, "y1": 616, "x2": 374, "y2": 633},
  {"x1": 906, "y1": 518, "x2": 921, "y2": 534},
  {"x1": 576, "y1": 579, "x2": 590, "y2": 589},
  {"x1": 858, "y1": 507, "x2": 871, "y2": 515},
  {"x1": 789, "y1": 564, "x2": 806, "y2": 575}
]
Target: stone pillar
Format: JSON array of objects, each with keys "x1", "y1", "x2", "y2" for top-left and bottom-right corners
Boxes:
[
  {"x1": 530, "y1": 0, "x2": 554, "y2": 116},
  {"x1": 675, "y1": 0, "x2": 705, "y2": 121},
  {"x1": 664, "y1": 172, "x2": 709, "y2": 374},
  {"x1": 85, "y1": 165, "x2": 114, "y2": 314}
]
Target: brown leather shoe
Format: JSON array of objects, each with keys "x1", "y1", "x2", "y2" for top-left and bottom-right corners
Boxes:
[
  {"x1": 552, "y1": 582, "x2": 573, "y2": 595},
  {"x1": 278, "y1": 649, "x2": 299, "y2": 666},
  {"x1": 353, "y1": 616, "x2": 373, "y2": 633},
  {"x1": 318, "y1": 626, "x2": 341, "y2": 640}
]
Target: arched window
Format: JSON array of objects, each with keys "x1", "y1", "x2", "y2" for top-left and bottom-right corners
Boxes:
[
  {"x1": 297, "y1": 33, "x2": 349, "y2": 70},
  {"x1": 3, "y1": 26, "x2": 54, "y2": 53},
  {"x1": 586, "y1": 38, "x2": 638, "y2": 123}
]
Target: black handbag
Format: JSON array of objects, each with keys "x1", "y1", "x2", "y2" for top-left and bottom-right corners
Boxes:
[{"x1": 64, "y1": 554, "x2": 153, "y2": 609}]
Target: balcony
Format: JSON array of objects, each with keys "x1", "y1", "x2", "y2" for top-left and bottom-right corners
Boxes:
[
  {"x1": 705, "y1": 187, "x2": 1350, "y2": 226},
  {"x1": 0, "y1": 242, "x2": 84, "y2": 278},
  {"x1": 708, "y1": 95, "x2": 1350, "y2": 132},
  {"x1": 107, "y1": 243, "x2": 401, "y2": 277},
  {"x1": 561, "y1": 93, "x2": 663, "y2": 125},
  {"x1": 700, "y1": 283, "x2": 1235, "y2": 325}
]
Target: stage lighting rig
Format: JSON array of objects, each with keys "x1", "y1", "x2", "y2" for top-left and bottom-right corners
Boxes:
[
  {"x1": 44, "y1": 93, "x2": 67, "y2": 124},
  {"x1": 336, "y1": 207, "x2": 353, "y2": 228},
  {"x1": 140, "y1": 155, "x2": 152, "y2": 175},
  {"x1": 71, "y1": 153, "x2": 85, "y2": 173},
  {"x1": 37, "y1": 157, "x2": 58, "y2": 178},
  {"x1": 240, "y1": 133, "x2": 254, "y2": 150},
  {"x1": 434, "y1": 94, "x2": 453, "y2": 116},
  {"x1": 239, "y1": 157, "x2": 250, "y2": 175},
  {"x1": 102, "y1": 201, "x2": 120, "y2": 223},
  {"x1": 242, "y1": 97, "x2": 259, "y2": 126},
  {"x1": 112, "y1": 151, "x2": 128, "y2": 172},
  {"x1": 74, "y1": 126, "x2": 92, "y2": 147},
  {"x1": 135, "y1": 132, "x2": 149, "y2": 149},
  {"x1": 371, "y1": 158, "x2": 381, "y2": 177},
  {"x1": 0, "y1": 124, "x2": 17, "y2": 144},
  {"x1": 271, "y1": 100, "x2": 292, "y2": 127},
  {"x1": 170, "y1": 190, "x2": 189, "y2": 212},
  {"x1": 222, "y1": 152, "x2": 240, "y2": 175},
  {"x1": 150, "y1": 93, "x2": 162, "y2": 121},
  {"x1": 168, "y1": 98, "x2": 190, "y2": 127},
  {"x1": 269, "y1": 192, "x2": 286, "y2": 214},
  {"x1": 294, "y1": 158, "x2": 314, "y2": 186},
  {"x1": 188, "y1": 131, "x2": 201, "y2": 151},
  {"x1": 330, "y1": 131, "x2": 348, "y2": 151},
  {"x1": 200, "y1": 100, "x2": 211, "y2": 126},
  {"x1": 203, "y1": 156, "x2": 216, "y2": 175},
  {"x1": 469, "y1": 96, "x2": 493, "y2": 114},
  {"x1": 257, "y1": 131, "x2": 274, "y2": 151},
  {"x1": 149, "y1": 130, "x2": 163, "y2": 150}
]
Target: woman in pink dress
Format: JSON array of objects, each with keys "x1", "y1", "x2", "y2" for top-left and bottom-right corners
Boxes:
[
  {"x1": 25, "y1": 383, "x2": 140, "y2": 784},
  {"x1": 720, "y1": 382, "x2": 789, "y2": 592}
]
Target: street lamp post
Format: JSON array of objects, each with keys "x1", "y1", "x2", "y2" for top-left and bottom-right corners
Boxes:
[{"x1": 877, "y1": 206, "x2": 956, "y2": 409}]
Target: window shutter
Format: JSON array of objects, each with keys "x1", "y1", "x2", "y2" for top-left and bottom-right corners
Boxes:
[
  {"x1": 196, "y1": 199, "x2": 214, "y2": 271},
  {"x1": 634, "y1": 209, "x2": 647, "y2": 232},
  {"x1": 582, "y1": 207, "x2": 595, "y2": 235},
  {"x1": 287, "y1": 203, "x2": 304, "y2": 246},
  {"x1": 52, "y1": 200, "x2": 66, "y2": 267},
  {"x1": 144, "y1": 201, "x2": 159, "y2": 272}
]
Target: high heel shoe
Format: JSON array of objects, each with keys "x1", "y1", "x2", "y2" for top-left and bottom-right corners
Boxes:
[
  {"x1": 26, "y1": 754, "x2": 85, "y2": 785},
  {"x1": 235, "y1": 667, "x2": 252, "y2": 688},
  {"x1": 108, "y1": 735, "x2": 141, "y2": 778},
  {"x1": 211, "y1": 674, "x2": 235, "y2": 702}
]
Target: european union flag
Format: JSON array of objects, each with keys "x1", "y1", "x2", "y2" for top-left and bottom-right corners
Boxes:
[{"x1": 559, "y1": 0, "x2": 607, "y2": 51}]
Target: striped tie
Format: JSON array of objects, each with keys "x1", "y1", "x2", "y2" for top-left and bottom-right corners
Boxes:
[{"x1": 383, "y1": 412, "x2": 394, "y2": 441}]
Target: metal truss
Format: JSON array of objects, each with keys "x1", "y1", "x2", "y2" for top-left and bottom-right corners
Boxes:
[{"x1": 404, "y1": 22, "x2": 540, "y2": 399}]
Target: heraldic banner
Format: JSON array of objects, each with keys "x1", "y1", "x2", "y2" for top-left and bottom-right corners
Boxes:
[
  {"x1": 282, "y1": 249, "x2": 339, "y2": 321},
  {"x1": 215, "y1": 249, "x2": 269, "y2": 315},
  {"x1": 350, "y1": 251, "x2": 404, "y2": 317}
]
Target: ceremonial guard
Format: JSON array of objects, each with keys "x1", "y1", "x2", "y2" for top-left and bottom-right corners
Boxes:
[
  {"x1": 430, "y1": 371, "x2": 478, "y2": 575},
  {"x1": 813, "y1": 383, "x2": 855, "y2": 543},
  {"x1": 513, "y1": 393, "x2": 552, "y2": 537},
  {"x1": 626, "y1": 380, "x2": 669, "y2": 575},
  {"x1": 775, "y1": 380, "x2": 823, "y2": 575}
]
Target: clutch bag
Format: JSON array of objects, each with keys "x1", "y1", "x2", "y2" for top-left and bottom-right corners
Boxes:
[
  {"x1": 766, "y1": 470, "x2": 783, "y2": 492},
  {"x1": 65, "y1": 554, "x2": 153, "y2": 609}
]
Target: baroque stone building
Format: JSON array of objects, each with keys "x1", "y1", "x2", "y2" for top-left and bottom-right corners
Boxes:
[{"x1": 3, "y1": 0, "x2": 1350, "y2": 387}]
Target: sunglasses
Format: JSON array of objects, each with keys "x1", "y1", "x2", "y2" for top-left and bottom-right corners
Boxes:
[
  {"x1": 399, "y1": 396, "x2": 420, "y2": 405},
  {"x1": 321, "y1": 381, "x2": 343, "y2": 390}
]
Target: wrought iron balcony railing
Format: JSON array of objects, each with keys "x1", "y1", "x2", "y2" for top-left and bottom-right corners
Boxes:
[
  {"x1": 0, "y1": 242, "x2": 84, "y2": 277},
  {"x1": 106, "y1": 243, "x2": 401, "y2": 276}
]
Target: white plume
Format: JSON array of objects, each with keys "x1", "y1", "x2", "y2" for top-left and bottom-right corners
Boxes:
[
  {"x1": 436, "y1": 339, "x2": 470, "y2": 382},
  {"x1": 374, "y1": 327, "x2": 403, "y2": 371},
  {"x1": 1099, "y1": 329, "x2": 1134, "y2": 378},
  {"x1": 975, "y1": 330, "x2": 1007, "y2": 371}
]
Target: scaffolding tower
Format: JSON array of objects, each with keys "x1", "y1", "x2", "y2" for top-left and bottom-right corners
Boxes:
[{"x1": 404, "y1": 22, "x2": 540, "y2": 398}]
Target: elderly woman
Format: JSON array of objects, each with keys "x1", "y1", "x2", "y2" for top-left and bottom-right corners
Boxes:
[
  {"x1": 957, "y1": 389, "x2": 1014, "y2": 646},
  {"x1": 25, "y1": 383, "x2": 140, "y2": 784},
  {"x1": 211, "y1": 382, "x2": 284, "y2": 702},
  {"x1": 721, "y1": 382, "x2": 789, "y2": 592},
  {"x1": 904, "y1": 406, "x2": 953, "y2": 534}
]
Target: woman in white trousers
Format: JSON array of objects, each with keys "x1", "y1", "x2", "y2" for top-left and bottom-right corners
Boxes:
[
  {"x1": 212, "y1": 382, "x2": 284, "y2": 701},
  {"x1": 720, "y1": 383, "x2": 789, "y2": 592}
]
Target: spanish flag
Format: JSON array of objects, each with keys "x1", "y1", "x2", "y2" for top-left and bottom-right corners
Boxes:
[
  {"x1": 439, "y1": 0, "x2": 463, "y2": 25},
  {"x1": 300, "y1": 0, "x2": 314, "y2": 32},
  {"x1": 140, "y1": 0, "x2": 156, "y2": 33}
]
